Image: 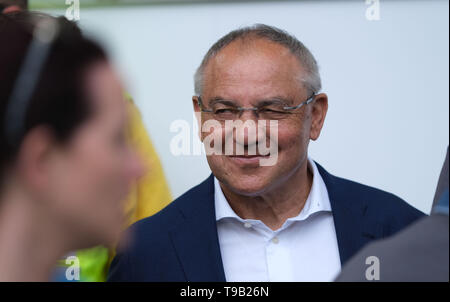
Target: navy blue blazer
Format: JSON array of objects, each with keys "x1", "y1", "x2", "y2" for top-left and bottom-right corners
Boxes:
[{"x1": 108, "y1": 163, "x2": 424, "y2": 282}]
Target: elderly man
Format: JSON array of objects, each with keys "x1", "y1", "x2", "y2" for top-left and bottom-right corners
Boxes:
[{"x1": 108, "y1": 24, "x2": 424, "y2": 282}]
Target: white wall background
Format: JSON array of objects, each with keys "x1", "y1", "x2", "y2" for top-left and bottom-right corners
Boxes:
[{"x1": 48, "y1": 0, "x2": 449, "y2": 213}]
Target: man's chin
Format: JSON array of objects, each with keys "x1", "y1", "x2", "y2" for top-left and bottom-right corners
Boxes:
[{"x1": 219, "y1": 177, "x2": 273, "y2": 197}]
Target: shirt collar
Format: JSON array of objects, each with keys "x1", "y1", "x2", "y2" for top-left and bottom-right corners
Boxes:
[{"x1": 214, "y1": 157, "x2": 332, "y2": 223}]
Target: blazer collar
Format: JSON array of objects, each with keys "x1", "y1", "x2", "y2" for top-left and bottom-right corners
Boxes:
[
  {"x1": 169, "y1": 175, "x2": 226, "y2": 282},
  {"x1": 315, "y1": 162, "x2": 383, "y2": 264}
]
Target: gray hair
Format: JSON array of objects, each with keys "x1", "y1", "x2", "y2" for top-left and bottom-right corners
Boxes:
[{"x1": 194, "y1": 24, "x2": 321, "y2": 96}]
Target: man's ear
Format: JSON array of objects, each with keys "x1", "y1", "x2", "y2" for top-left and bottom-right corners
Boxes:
[
  {"x1": 310, "y1": 93, "x2": 328, "y2": 141},
  {"x1": 192, "y1": 96, "x2": 201, "y2": 113},
  {"x1": 192, "y1": 96, "x2": 203, "y2": 142},
  {"x1": 16, "y1": 126, "x2": 58, "y2": 191}
]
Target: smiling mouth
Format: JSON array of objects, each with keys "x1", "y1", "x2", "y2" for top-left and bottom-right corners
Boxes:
[
  {"x1": 228, "y1": 155, "x2": 268, "y2": 158},
  {"x1": 227, "y1": 154, "x2": 270, "y2": 165}
]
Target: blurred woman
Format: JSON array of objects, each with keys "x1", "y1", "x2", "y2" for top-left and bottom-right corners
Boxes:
[{"x1": 0, "y1": 13, "x2": 144, "y2": 281}]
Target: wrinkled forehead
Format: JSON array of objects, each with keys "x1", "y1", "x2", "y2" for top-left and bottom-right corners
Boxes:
[{"x1": 202, "y1": 38, "x2": 306, "y2": 99}]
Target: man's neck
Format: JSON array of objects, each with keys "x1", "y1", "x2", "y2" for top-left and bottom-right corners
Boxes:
[{"x1": 220, "y1": 158, "x2": 313, "y2": 231}]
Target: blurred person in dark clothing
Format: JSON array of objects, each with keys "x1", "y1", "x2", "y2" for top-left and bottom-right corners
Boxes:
[
  {"x1": 336, "y1": 148, "x2": 448, "y2": 282},
  {"x1": 0, "y1": 13, "x2": 144, "y2": 281}
]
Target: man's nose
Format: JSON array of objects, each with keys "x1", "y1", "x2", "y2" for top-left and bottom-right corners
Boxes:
[
  {"x1": 234, "y1": 118, "x2": 265, "y2": 147},
  {"x1": 237, "y1": 108, "x2": 259, "y2": 121}
]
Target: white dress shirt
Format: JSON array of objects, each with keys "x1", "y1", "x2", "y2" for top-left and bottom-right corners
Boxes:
[{"x1": 214, "y1": 158, "x2": 341, "y2": 282}]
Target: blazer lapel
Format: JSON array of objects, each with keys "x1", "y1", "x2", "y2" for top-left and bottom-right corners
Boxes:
[
  {"x1": 169, "y1": 175, "x2": 226, "y2": 282},
  {"x1": 316, "y1": 162, "x2": 383, "y2": 265}
]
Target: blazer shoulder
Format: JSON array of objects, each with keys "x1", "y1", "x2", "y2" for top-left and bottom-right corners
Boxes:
[
  {"x1": 316, "y1": 163, "x2": 425, "y2": 237},
  {"x1": 339, "y1": 175, "x2": 423, "y2": 214},
  {"x1": 329, "y1": 172, "x2": 426, "y2": 235},
  {"x1": 316, "y1": 162, "x2": 424, "y2": 215}
]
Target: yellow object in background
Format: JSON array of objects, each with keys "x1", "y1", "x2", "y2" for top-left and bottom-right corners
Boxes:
[
  {"x1": 122, "y1": 93, "x2": 172, "y2": 224},
  {"x1": 75, "y1": 95, "x2": 172, "y2": 282}
]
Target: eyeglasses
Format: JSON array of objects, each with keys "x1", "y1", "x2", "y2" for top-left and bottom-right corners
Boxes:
[{"x1": 197, "y1": 92, "x2": 316, "y2": 121}]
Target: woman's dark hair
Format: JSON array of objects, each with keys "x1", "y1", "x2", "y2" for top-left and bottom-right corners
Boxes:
[{"x1": 0, "y1": 12, "x2": 108, "y2": 185}]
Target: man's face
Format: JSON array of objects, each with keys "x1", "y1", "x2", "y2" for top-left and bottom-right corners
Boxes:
[{"x1": 194, "y1": 38, "x2": 327, "y2": 196}]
